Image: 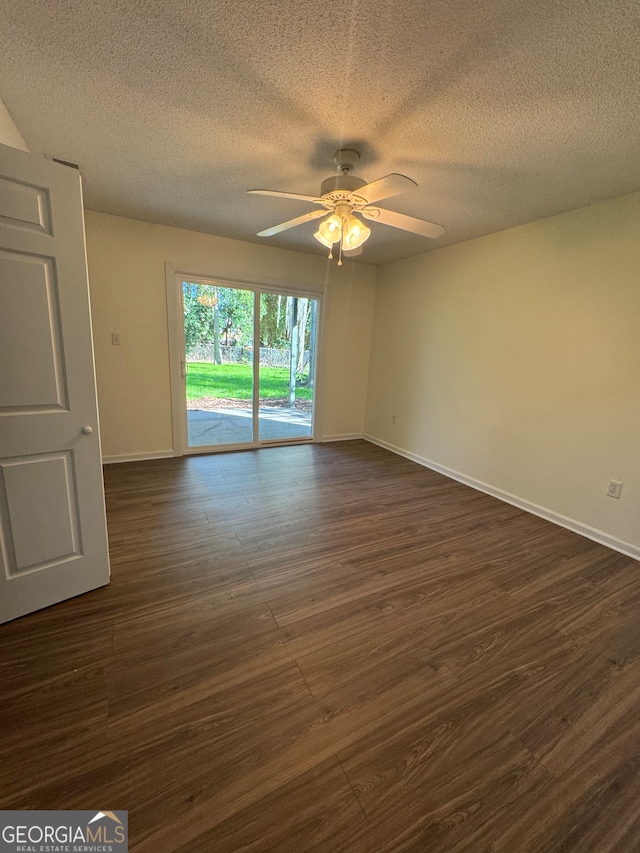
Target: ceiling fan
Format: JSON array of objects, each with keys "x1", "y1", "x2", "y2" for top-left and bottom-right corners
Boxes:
[{"x1": 248, "y1": 149, "x2": 444, "y2": 264}]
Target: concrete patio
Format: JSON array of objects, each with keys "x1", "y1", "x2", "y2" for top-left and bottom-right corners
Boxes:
[{"x1": 188, "y1": 406, "x2": 312, "y2": 447}]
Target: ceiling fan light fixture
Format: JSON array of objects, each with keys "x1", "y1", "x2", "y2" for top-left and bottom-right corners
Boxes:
[
  {"x1": 342, "y1": 214, "x2": 371, "y2": 250},
  {"x1": 318, "y1": 213, "x2": 342, "y2": 244},
  {"x1": 249, "y1": 149, "x2": 444, "y2": 261}
]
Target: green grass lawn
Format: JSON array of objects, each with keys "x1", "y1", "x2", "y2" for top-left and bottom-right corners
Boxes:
[{"x1": 186, "y1": 362, "x2": 313, "y2": 401}]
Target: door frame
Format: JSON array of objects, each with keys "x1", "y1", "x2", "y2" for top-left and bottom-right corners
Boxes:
[{"x1": 165, "y1": 264, "x2": 324, "y2": 456}]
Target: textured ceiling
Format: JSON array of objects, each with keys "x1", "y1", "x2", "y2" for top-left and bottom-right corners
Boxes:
[{"x1": 1, "y1": 0, "x2": 639, "y2": 265}]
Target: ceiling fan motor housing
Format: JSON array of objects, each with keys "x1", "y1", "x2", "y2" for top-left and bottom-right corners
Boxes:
[{"x1": 320, "y1": 174, "x2": 367, "y2": 197}]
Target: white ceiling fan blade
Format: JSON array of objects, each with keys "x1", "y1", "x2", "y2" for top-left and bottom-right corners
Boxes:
[
  {"x1": 248, "y1": 189, "x2": 323, "y2": 204},
  {"x1": 356, "y1": 174, "x2": 417, "y2": 204},
  {"x1": 362, "y1": 207, "x2": 445, "y2": 239},
  {"x1": 257, "y1": 209, "x2": 326, "y2": 237}
]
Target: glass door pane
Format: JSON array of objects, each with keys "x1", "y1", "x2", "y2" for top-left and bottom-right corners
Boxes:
[
  {"x1": 183, "y1": 281, "x2": 255, "y2": 448},
  {"x1": 258, "y1": 293, "x2": 317, "y2": 441}
]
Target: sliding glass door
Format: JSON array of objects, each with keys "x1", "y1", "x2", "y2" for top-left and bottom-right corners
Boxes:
[
  {"x1": 183, "y1": 282, "x2": 255, "y2": 448},
  {"x1": 258, "y1": 293, "x2": 316, "y2": 442},
  {"x1": 180, "y1": 279, "x2": 319, "y2": 451}
]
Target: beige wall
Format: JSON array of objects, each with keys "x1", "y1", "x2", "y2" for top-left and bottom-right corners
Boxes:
[
  {"x1": 84, "y1": 211, "x2": 376, "y2": 460},
  {"x1": 0, "y1": 97, "x2": 28, "y2": 151},
  {"x1": 86, "y1": 194, "x2": 639, "y2": 554},
  {"x1": 365, "y1": 192, "x2": 640, "y2": 554}
]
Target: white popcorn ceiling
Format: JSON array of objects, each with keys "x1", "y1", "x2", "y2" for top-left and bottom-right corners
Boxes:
[{"x1": 1, "y1": 0, "x2": 639, "y2": 265}]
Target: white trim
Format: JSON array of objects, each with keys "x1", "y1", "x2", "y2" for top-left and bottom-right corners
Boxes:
[
  {"x1": 165, "y1": 263, "x2": 188, "y2": 455},
  {"x1": 321, "y1": 433, "x2": 364, "y2": 443},
  {"x1": 102, "y1": 450, "x2": 175, "y2": 465},
  {"x1": 179, "y1": 437, "x2": 314, "y2": 456},
  {"x1": 164, "y1": 264, "x2": 327, "y2": 297},
  {"x1": 364, "y1": 434, "x2": 640, "y2": 562}
]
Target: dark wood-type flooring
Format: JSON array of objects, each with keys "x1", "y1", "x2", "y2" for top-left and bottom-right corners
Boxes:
[{"x1": 2, "y1": 441, "x2": 640, "y2": 852}]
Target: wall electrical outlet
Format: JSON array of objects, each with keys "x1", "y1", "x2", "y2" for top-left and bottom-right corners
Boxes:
[
  {"x1": 606, "y1": 480, "x2": 623, "y2": 499},
  {"x1": 111, "y1": 332, "x2": 121, "y2": 346}
]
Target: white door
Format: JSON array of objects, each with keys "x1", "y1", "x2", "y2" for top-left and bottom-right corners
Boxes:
[{"x1": 0, "y1": 142, "x2": 110, "y2": 624}]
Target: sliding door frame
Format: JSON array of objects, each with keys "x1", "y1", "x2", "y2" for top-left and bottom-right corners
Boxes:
[{"x1": 165, "y1": 264, "x2": 324, "y2": 456}]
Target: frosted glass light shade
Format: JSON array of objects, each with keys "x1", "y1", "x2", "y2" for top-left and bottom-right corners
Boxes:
[
  {"x1": 313, "y1": 230, "x2": 333, "y2": 249},
  {"x1": 318, "y1": 213, "x2": 342, "y2": 244},
  {"x1": 342, "y1": 215, "x2": 371, "y2": 250}
]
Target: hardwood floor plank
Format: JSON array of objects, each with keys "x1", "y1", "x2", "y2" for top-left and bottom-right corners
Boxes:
[
  {"x1": 107, "y1": 603, "x2": 283, "y2": 719},
  {"x1": 127, "y1": 655, "x2": 438, "y2": 851},
  {"x1": 489, "y1": 747, "x2": 640, "y2": 853},
  {"x1": 0, "y1": 665, "x2": 108, "y2": 764},
  {"x1": 1, "y1": 440, "x2": 638, "y2": 853},
  {"x1": 337, "y1": 709, "x2": 553, "y2": 853},
  {"x1": 502, "y1": 652, "x2": 640, "y2": 777},
  {"x1": 170, "y1": 757, "x2": 365, "y2": 853},
  {"x1": 294, "y1": 576, "x2": 503, "y2": 697},
  {"x1": 0, "y1": 592, "x2": 114, "y2": 697}
]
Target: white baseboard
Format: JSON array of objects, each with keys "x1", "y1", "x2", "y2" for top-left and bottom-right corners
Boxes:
[
  {"x1": 320, "y1": 433, "x2": 364, "y2": 443},
  {"x1": 102, "y1": 449, "x2": 176, "y2": 465},
  {"x1": 364, "y1": 434, "x2": 640, "y2": 562}
]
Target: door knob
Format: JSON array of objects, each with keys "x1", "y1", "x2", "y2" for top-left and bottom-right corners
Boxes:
[{"x1": 81, "y1": 425, "x2": 93, "y2": 434}]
